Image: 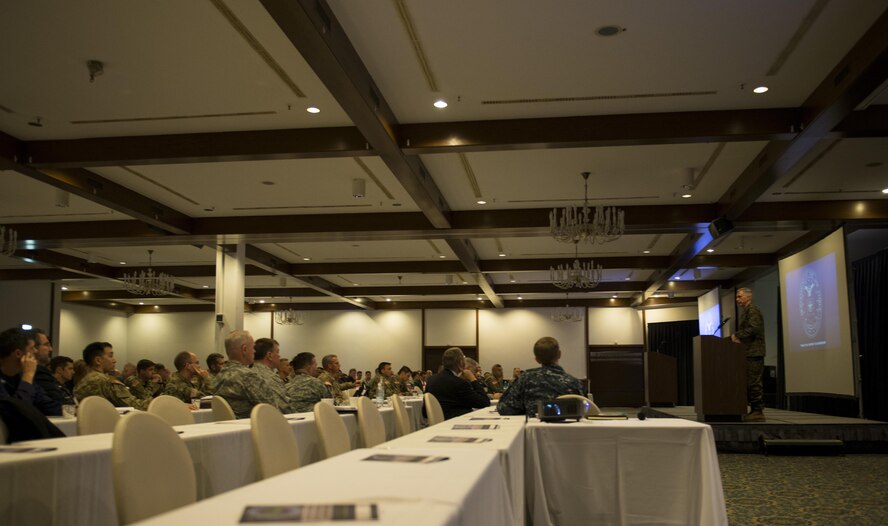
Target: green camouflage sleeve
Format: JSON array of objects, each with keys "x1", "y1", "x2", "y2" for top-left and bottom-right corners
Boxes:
[
  {"x1": 109, "y1": 379, "x2": 151, "y2": 411},
  {"x1": 161, "y1": 380, "x2": 194, "y2": 403}
]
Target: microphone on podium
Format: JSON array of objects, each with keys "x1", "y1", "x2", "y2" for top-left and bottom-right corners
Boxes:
[
  {"x1": 713, "y1": 317, "x2": 731, "y2": 336},
  {"x1": 637, "y1": 406, "x2": 648, "y2": 420}
]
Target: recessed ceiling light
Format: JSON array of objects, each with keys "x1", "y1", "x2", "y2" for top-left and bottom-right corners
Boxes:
[
  {"x1": 476, "y1": 199, "x2": 487, "y2": 205},
  {"x1": 353, "y1": 283, "x2": 359, "y2": 286},
  {"x1": 139, "y1": 302, "x2": 144, "y2": 305},
  {"x1": 510, "y1": 279, "x2": 516, "y2": 283},
  {"x1": 517, "y1": 296, "x2": 523, "y2": 300},
  {"x1": 498, "y1": 253, "x2": 507, "y2": 257},
  {"x1": 643, "y1": 250, "x2": 651, "y2": 254},
  {"x1": 477, "y1": 297, "x2": 483, "y2": 301},
  {"x1": 306, "y1": 106, "x2": 320, "y2": 113},
  {"x1": 612, "y1": 295, "x2": 618, "y2": 299},
  {"x1": 681, "y1": 193, "x2": 692, "y2": 199},
  {"x1": 674, "y1": 276, "x2": 681, "y2": 280},
  {"x1": 753, "y1": 86, "x2": 769, "y2": 94},
  {"x1": 386, "y1": 298, "x2": 391, "y2": 302},
  {"x1": 433, "y1": 100, "x2": 448, "y2": 109},
  {"x1": 624, "y1": 277, "x2": 630, "y2": 281},
  {"x1": 202, "y1": 285, "x2": 209, "y2": 288},
  {"x1": 110, "y1": 302, "x2": 116, "y2": 306},
  {"x1": 438, "y1": 255, "x2": 446, "y2": 259},
  {"x1": 259, "y1": 300, "x2": 265, "y2": 303},
  {"x1": 119, "y1": 261, "x2": 126, "y2": 265},
  {"x1": 303, "y1": 257, "x2": 311, "y2": 261},
  {"x1": 706, "y1": 248, "x2": 715, "y2": 253},
  {"x1": 61, "y1": 286, "x2": 68, "y2": 290},
  {"x1": 882, "y1": 187, "x2": 888, "y2": 194},
  {"x1": 462, "y1": 281, "x2": 467, "y2": 284}
]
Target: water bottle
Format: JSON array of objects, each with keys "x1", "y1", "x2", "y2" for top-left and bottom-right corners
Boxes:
[{"x1": 375, "y1": 379, "x2": 385, "y2": 405}]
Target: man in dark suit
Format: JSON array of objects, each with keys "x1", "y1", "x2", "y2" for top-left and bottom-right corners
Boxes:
[{"x1": 425, "y1": 347, "x2": 490, "y2": 420}]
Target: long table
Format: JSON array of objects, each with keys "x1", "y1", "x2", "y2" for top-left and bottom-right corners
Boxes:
[
  {"x1": 47, "y1": 408, "x2": 215, "y2": 437},
  {"x1": 0, "y1": 408, "x2": 402, "y2": 526},
  {"x1": 525, "y1": 417, "x2": 728, "y2": 526},
  {"x1": 134, "y1": 448, "x2": 514, "y2": 526}
]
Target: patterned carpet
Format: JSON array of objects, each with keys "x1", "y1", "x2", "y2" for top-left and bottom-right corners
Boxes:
[{"x1": 719, "y1": 453, "x2": 888, "y2": 525}]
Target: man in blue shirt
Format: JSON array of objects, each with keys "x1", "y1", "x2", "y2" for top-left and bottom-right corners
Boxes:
[{"x1": 0, "y1": 328, "x2": 62, "y2": 416}]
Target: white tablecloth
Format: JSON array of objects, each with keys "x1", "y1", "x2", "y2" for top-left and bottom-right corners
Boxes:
[
  {"x1": 1, "y1": 408, "x2": 400, "y2": 526},
  {"x1": 401, "y1": 396, "x2": 426, "y2": 430},
  {"x1": 48, "y1": 408, "x2": 216, "y2": 437},
  {"x1": 135, "y1": 448, "x2": 513, "y2": 526},
  {"x1": 525, "y1": 418, "x2": 728, "y2": 526},
  {"x1": 377, "y1": 407, "x2": 525, "y2": 525}
]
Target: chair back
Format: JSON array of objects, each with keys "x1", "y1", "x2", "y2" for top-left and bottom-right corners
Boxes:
[
  {"x1": 423, "y1": 392, "x2": 445, "y2": 426},
  {"x1": 355, "y1": 396, "x2": 387, "y2": 447},
  {"x1": 389, "y1": 394, "x2": 413, "y2": 437},
  {"x1": 250, "y1": 404, "x2": 300, "y2": 479},
  {"x1": 211, "y1": 396, "x2": 236, "y2": 421},
  {"x1": 77, "y1": 396, "x2": 120, "y2": 435},
  {"x1": 112, "y1": 412, "x2": 196, "y2": 524},
  {"x1": 556, "y1": 394, "x2": 601, "y2": 415},
  {"x1": 313, "y1": 402, "x2": 351, "y2": 459},
  {"x1": 148, "y1": 395, "x2": 196, "y2": 426}
]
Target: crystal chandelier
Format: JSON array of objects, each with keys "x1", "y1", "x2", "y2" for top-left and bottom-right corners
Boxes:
[
  {"x1": 274, "y1": 308, "x2": 305, "y2": 326},
  {"x1": 551, "y1": 294, "x2": 584, "y2": 323},
  {"x1": 550, "y1": 172, "x2": 625, "y2": 244},
  {"x1": 121, "y1": 250, "x2": 176, "y2": 296},
  {"x1": 550, "y1": 241, "x2": 603, "y2": 289},
  {"x1": 1, "y1": 225, "x2": 18, "y2": 257}
]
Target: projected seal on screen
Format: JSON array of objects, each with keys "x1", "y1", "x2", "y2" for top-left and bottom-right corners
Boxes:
[{"x1": 799, "y1": 270, "x2": 823, "y2": 339}]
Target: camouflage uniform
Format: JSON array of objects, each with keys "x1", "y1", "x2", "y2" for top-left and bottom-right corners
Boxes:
[
  {"x1": 75, "y1": 370, "x2": 151, "y2": 411},
  {"x1": 496, "y1": 364, "x2": 583, "y2": 416},
  {"x1": 365, "y1": 374, "x2": 398, "y2": 399},
  {"x1": 125, "y1": 375, "x2": 161, "y2": 401},
  {"x1": 208, "y1": 361, "x2": 277, "y2": 419},
  {"x1": 252, "y1": 362, "x2": 291, "y2": 412},
  {"x1": 736, "y1": 303, "x2": 766, "y2": 412},
  {"x1": 285, "y1": 372, "x2": 329, "y2": 413},
  {"x1": 485, "y1": 376, "x2": 505, "y2": 394},
  {"x1": 162, "y1": 372, "x2": 211, "y2": 403},
  {"x1": 317, "y1": 370, "x2": 349, "y2": 405}
]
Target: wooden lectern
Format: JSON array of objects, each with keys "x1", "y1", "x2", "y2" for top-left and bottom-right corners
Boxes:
[{"x1": 693, "y1": 335, "x2": 746, "y2": 421}]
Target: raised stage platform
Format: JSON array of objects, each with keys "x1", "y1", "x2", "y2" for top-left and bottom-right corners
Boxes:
[{"x1": 645, "y1": 406, "x2": 888, "y2": 453}]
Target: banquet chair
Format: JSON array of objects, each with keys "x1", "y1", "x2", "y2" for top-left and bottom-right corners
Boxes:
[
  {"x1": 77, "y1": 396, "x2": 120, "y2": 435},
  {"x1": 212, "y1": 395, "x2": 237, "y2": 421},
  {"x1": 250, "y1": 403, "x2": 300, "y2": 479},
  {"x1": 355, "y1": 396, "x2": 386, "y2": 447},
  {"x1": 556, "y1": 394, "x2": 601, "y2": 415},
  {"x1": 148, "y1": 395, "x2": 196, "y2": 426},
  {"x1": 112, "y1": 411, "x2": 196, "y2": 524},
  {"x1": 389, "y1": 394, "x2": 414, "y2": 437},
  {"x1": 423, "y1": 392, "x2": 445, "y2": 426},
  {"x1": 313, "y1": 401, "x2": 351, "y2": 459}
]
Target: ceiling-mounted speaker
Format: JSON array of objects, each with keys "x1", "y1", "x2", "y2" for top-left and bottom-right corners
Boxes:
[{"x1": 708, "y1": 217, "x2": 734, "y2": 239}]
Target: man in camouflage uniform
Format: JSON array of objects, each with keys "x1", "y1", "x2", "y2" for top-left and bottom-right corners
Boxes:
[
  {"x1": 252, "y1": 338, "x2": 290, "y2": 412},
  {"x1": 486, "y1": 364, "x2": 506, "y2": 395},
  {"x1": 497, "y1": 337, "x2": 583, "y2": 416},
  {"x1": 125, "y1": 359, "x2": 162, "y2": 401},
  {"x1": 366, "y1": 361, "x2": 399, "y2": 400},
  {"x1": 209, "y1": 330, "x2": 279, "y2": 419},
  {"x1": 394, "y1": 366, "x2": 413, "y2": 395},
  {"x1": 732, "y1": 287, "x2": 766, "y2": 422},
  {"x1": 163, "y1": 351, "x2": 212, "y2": 403},
  {"x1": 285, "y1": 352, "x2": 328, "y2": 413},
  {"x1": 74, "y1": 341, "x2": 151, "y2": 410},
  {"x1": 277, "y1": 357, "x2": 293, "y2": 384},
  {"x1": 207, "y1": 353, "x2": 226, "y2": 376},
  {"x1": 317, "y1": 354, "x2": 354, "y2": 405}
]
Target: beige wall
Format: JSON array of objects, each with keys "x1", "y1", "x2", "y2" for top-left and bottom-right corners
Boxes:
[{"x1": 59, "y1": 303, "x2": 129, "y2": 363}]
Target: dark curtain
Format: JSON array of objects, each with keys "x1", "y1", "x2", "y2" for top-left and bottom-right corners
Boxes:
[
  {"x1": 648, "y1": 320, "x2": 699, "y2": 406},
  {"x1": 853, "y1": 248, "x2": 888, "y2": 422}
]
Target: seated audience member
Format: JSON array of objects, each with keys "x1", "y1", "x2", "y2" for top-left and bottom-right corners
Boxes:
[
  {"x1": 497, "y1": 337, "x2": 583, "y2": 416},
  {"x1": 252, "y1": 338, "x2": 289, "y2": 412},
  {"x1": 72, "y1": 359, "x2": 89, "y2": 388},
  {"x1": 277, "y1": 357, "x2": 292, "y2": 383},
  {"x1": 343, "y1": 368, "x2": 358, "y2": 385},
  {"x1": 74, "y1": 341, "x2": 150, "y2": 410},
  {"x1": 31, "y1": 328, "x2": 73, "y2": 406},
  {"x1": 209, "y1": 330, "x2": 277, "y2": 419},
  {"x1": 363, "y1": 371, "x2": 372, "y2": 384},
  {"x1": 121, "y1": 362, "x2": 137, "y2": 381},
  {"x1": 154, "y1": 363, "x2": 171, "y2": 389},
  {"x1": 163, "y1": 351, "x2": 212, "y2": 403},
  {"x1": 486, "y1": 364, "x2": 506, "y2": 395},
  {"x1": 317, "y1": 354, "x2": 353, "y2": 405},
  {"x1": 395, "y1": 366, "x2": 413, "y2": 394},
  {"x1": 366, "y1": 362, "x2": 398, "y2": 400},
  {"x1": 0, "y1": 328, "x2": 62, "y2": 416},
  {"x1": 125, "y1": 359, "x2": 161, "y2": 400},
  {"x1": 49, "y1": 356, "x2": 76, "y2": 406},
  {"x1": 425, "y1": 348, "x2": 490, "y2": 420},
  {"x1": 464, "y1": 358, "x2": 489, "y2": 395},
  {"x1": 207, "y1": 353, "x2": 226, "y2": 376},
  {"x1": 412, "y1": 370, "x2": 426, "y2": 393},
  {"x1": 285, "y1": 352, "x2": 328, "y2": 413}
]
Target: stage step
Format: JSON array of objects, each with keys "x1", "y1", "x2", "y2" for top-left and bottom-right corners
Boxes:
[{"x1": 762, "y1": 438, "x2": 844, "y2": 456}]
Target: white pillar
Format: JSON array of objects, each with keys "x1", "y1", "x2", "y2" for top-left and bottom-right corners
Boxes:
[{"x1": 214, "y1": 244, "x2": 245, "y2": 353}]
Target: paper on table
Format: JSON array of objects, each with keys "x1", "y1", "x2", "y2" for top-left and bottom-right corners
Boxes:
[
  {"x1": 240, "y1": 503, "x2": 378, "y2": 522},
  {"x1": 452, "y1": 424, "x2": 499, "y2": 430},
  {"x1": 428, "y1": 436, "x2": 492, "y2": 444}
]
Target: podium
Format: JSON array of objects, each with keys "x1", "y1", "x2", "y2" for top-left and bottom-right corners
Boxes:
[
  {"x1": 645, "y1": 352, "x2": 677, "y2": 407},
  {"x1": 693, "y1": 335, "x2": 746, "y2": 421}
]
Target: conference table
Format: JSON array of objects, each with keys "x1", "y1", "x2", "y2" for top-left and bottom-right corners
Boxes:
[
  {"x1": 135, "y1": 448, "x2": 513, "y2": 526},
  {"x1": 47, "y1": 408, "x2": 215, "y2": 437},
  {"x1": 525, "y1": 417, "x2": 728, "y2": 526},
  {"x1": 0, "y1": 407, "x2": 404, "y2": 526},
  {"x1": 378, "y1": 407, "x2": 527, "y2": 525}
]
